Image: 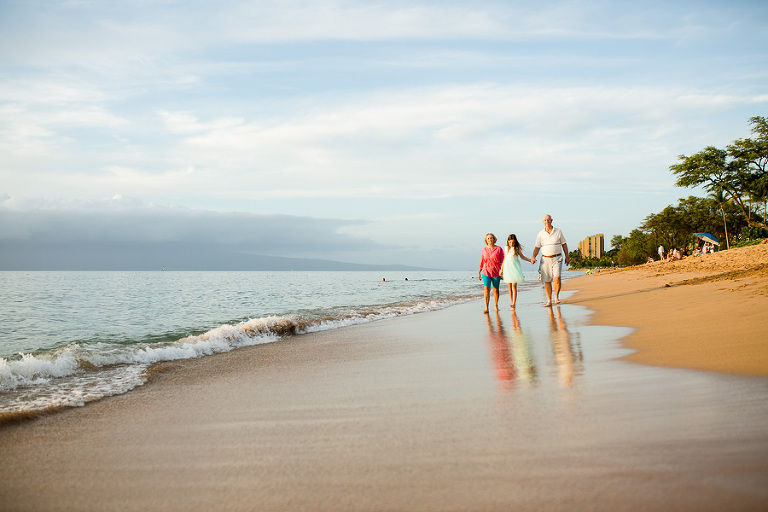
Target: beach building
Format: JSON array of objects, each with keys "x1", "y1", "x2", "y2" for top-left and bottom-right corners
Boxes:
[{"x1": 578, "y1": 233, "x2": 604, "y2": 258}]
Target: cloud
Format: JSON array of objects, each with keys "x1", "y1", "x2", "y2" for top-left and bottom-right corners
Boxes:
[
  {"x1": 1, "y1": 0, "x2": 765, "y2": 270},
  {"x1": 3, "y1": 77, "x2": 765, "y2": 205},
  {"x1": 0, "y1": 196, "x2": 376, "y2": 255},
  {"x1": 151, "y1": 84, "x2": 764, "y2": 198},
  {"x1": 1, "y1": 0, "x2": 739, "y2": 73}
]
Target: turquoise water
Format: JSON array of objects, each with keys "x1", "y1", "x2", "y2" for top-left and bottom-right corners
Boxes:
[{"x1": 0, "y1": 270, "x2": 575, "y2": 413}]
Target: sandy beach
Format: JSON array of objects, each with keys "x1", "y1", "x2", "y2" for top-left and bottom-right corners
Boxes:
[
  {"x1": 563, "y1": 243, "x2": 768, "y2": 377},
  {"x1": 2, "y1": 245, "x2": 768, "y2": 511}
]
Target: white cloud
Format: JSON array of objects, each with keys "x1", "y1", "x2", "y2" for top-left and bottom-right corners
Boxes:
[
  {"x1": 1, "y1": 0, "x2": 765, "y2": 269},
  {"x1": 2, "y1": 72, "x2": 764, "y2": 206},
  {"x1": 158, "y1": 111, "x2": 245, "y2": 135},
  {"x1": 142, "y1": 84, "x2": 761, "y2": 199},
  {"x1": 1, "y1": 0, "x2": 736, "y2": 74}
]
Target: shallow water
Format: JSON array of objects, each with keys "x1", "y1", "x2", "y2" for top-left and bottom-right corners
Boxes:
[
  {"x1": 2, "y1": 276, "x2": 767, "y2": 510},
  {"x1": 472, "y1": 290, "x2": 768, "y2": 474},
  {"x1": 0, "y1": 270, "x2": 577, "y2": 414}
]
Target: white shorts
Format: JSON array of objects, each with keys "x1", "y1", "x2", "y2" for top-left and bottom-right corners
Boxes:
[{"x1": 539, "y1": 255, "x2": 562, "y2": 283}]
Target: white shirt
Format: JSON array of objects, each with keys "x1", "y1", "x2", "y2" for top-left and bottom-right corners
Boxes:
[{"x1": 535, "y1": 227, "x2": 566, "y2": 256}]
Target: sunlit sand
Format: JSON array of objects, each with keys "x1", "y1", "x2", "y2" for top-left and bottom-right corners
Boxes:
[{"x1": 1, "y1": 247, "x2": 767, "y2": 510}]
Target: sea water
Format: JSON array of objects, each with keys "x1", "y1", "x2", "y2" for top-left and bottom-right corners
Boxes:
[{"x1": 0, "y1": 270, "x2": 576, "y2": 414}]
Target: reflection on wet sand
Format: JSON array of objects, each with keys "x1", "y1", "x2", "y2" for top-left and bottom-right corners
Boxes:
[
  {"x1": 485, "y1": 312, "x2": 514, "y2": 390},
  {"x1": 547, "y1": 306, "x2": 583, "y2": 388},
  {"x1": 485, "y1": 306, "x2": 586, "y2": 391},
  {"x1": 509, "y1": 311, "x2": 536, "y2": 387},
  {"x1": 485, "y1": 311, "x2": 537, "y2": 390}
]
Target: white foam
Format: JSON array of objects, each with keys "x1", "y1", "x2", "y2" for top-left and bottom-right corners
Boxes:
[
  {"x1": 0, "y1": 296, "x2": 475, "y2": 412},
  {"x1": 0, "y1": 316, "x2": 286, "y2": 395}
]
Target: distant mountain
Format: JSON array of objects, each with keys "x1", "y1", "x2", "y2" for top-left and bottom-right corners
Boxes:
[{"x1": 0, "y1": 241, "x2": 436, "y2": 271}]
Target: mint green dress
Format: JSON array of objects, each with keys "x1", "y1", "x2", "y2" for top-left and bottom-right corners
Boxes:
[{"x1": 501, "y1": 249, "x2": 525, "y2": 283}]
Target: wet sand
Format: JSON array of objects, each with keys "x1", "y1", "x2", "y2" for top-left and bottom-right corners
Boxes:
[
  {"x1": 563, "y1": 243, "x2": 768, "y2": 377},
  {"x1": 2, "y1": 250, "x2": 768, "y2": 511}
]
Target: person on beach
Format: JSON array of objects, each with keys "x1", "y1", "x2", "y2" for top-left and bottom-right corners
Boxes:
[
  {"x1": 658, "y1": 245, "x2": 665, "y2": 261},
  {"x1": 530, "y1": 214, "x2": 570, "y2": 307},
  {"x1": 478, "y1": 233, "x2": 504, "y2": 314},
  {"x1": 500, "y1": 234, "x2": 533, "y2": 309}
]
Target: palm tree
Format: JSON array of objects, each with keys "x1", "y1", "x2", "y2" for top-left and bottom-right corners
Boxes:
[{"x1": 710, "y1": 188, "x2": 730, "y2": 249}]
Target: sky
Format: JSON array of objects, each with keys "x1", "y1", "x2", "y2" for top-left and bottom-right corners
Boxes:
[{"x1": 1, "y1": 0, "x2": 767, "y2": 270}]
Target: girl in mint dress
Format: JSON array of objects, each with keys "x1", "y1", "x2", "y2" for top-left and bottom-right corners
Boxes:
[{"x1": 500, "y1": 234, "x2": 533, "y2": 309}]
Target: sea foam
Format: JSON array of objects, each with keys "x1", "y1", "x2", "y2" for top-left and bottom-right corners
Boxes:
[{"x1": 0, "y1": 296, "x2": 472, "y2": 413}]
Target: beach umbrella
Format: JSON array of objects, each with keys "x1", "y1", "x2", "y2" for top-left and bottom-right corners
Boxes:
[{"x1": 694, "y1": 233, "x2": 720, "y2": 246}]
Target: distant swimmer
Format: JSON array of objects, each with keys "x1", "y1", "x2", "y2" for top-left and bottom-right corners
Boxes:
[{"x1": 382, "y1": 277, "x2": 386, "y2": 282}]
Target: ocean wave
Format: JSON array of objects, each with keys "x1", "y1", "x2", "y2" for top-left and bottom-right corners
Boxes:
[{"x1": 0, "y1": 295, "x2": 474, "y2": 413}]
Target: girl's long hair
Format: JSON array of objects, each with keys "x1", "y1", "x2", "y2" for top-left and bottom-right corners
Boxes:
[{"x1": 507, "y1": 234, "x2": 523, "y2": 256}]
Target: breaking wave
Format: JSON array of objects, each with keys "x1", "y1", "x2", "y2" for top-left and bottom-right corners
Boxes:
[{"x1": 0, "y1": 296, "x2": 472, "y2": 414}]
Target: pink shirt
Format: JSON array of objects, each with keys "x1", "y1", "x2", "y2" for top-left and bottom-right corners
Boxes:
[{"x1": 479, "y1": 246, "x2": 504, "y2": 277}]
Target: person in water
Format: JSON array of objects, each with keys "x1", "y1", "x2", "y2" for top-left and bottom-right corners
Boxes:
[
  {"x1": 478, "y1": 232, "x2": 504, "y2": 313},
  {"x1": 500, "y1": 234, "x2": 533, "y2": 309}
]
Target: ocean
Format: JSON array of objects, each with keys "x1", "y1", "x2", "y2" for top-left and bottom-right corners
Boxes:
[{"x1": 0, "y1": 270, "x2": 573, "y2": 414}]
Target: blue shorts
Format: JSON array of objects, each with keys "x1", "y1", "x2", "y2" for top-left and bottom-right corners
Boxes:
[{"x1": 481, "y1": 274, "x2": 501, "y2": 289}]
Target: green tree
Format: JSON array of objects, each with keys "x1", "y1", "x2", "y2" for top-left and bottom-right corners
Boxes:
[
  {"x1": 610, "y1": 235, "x2": 624, "y2": 252},
  {"x1": 640, "y1": 204, "x2": 688, "y2": 250},
  {"x1": 729, "y1": 116, "x2": 768, "y2": 221},
  {"x1": 617, "y1": 229, "x2": 654, "y2": 265},
  {"x1": 671, "y1": 116, "x2": 768, "y2": 232},
  {"x1": 568, "y1": 247, "x2": 618, "y2": 268},
  {"x1": 568, "y1": 249, "x2": 585, "y2": 268},
  {"x1": 641, "y1": 196, "x2": 747, "y2": 250},
  {"x1": 709, "y1": 188, "x2": 730, "y2": 249}
]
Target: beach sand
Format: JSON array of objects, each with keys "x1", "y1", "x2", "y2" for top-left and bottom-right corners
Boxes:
[
  {"x1": 2, "y1": 246, "x2": 768, "y2": 511},
  {"x1": 563, "y1": 243, "x2": 768, "y2": 377}
]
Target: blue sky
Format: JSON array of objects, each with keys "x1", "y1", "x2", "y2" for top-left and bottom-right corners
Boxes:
[{"x1": 1, "y1": 0, "x2": 767, "y2": 269}]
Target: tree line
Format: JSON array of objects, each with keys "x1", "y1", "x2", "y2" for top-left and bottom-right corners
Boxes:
[{"x1": 570, "y1": 116, "x2": 767, "y2": 268}]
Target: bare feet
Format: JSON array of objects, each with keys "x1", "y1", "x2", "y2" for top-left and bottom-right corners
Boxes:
[
  {"x1": 483, "y1": 309, "x2": 489, "y2": 314},
  {"x1": 543, "y1": 302, "x2": 552, "y2": 307}
]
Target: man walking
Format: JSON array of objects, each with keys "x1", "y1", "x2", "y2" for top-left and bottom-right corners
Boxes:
[{"x1": 531, "y1": 214, "x2": 569, "y2": 307}]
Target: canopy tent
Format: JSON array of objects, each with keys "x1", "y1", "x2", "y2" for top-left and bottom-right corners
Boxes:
[{"x1": 694, "y1": 233, "x2": 720, "y2": 246}]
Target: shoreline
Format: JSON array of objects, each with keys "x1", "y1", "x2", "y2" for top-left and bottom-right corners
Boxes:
[
  {"x1": 562, "y1": 243, "x2": 768, "y2": 377},
  {"x1": 1, "y1": 255, "x2": 767, "y2": 511}
]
